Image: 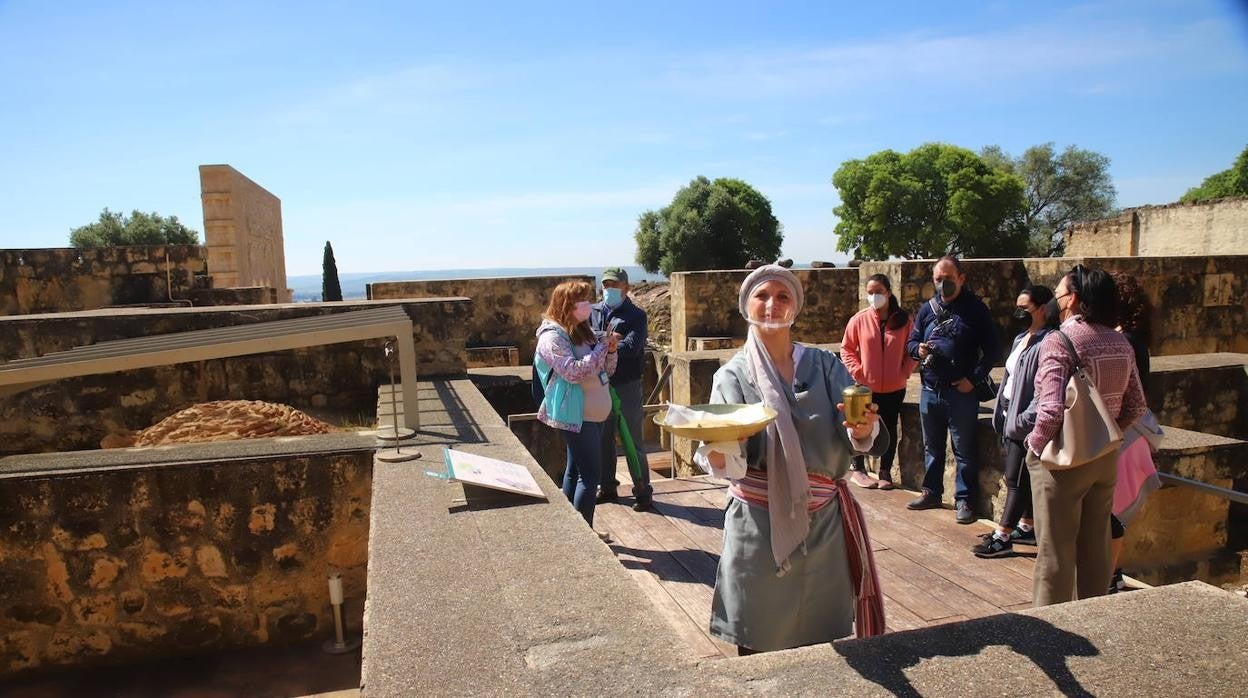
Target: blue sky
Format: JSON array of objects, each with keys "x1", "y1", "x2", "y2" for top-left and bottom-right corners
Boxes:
[{"x1": 2, "y1": 1, "x2": 1246, "y2": 275}]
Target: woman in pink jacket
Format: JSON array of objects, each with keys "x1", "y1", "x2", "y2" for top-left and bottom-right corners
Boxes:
[{"x1": 841, "y1": 274, "x2": 917, "y2": 489}]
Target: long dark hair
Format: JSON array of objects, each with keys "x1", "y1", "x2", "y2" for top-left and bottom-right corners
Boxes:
[
  {"x1": 867, "y1": 273, "x2": 909, "y2": 330},
  {"x1": 1065, "y1": 265, "x2": 1119, "y2": 327},
  {"x1": 1110, "y1": 271, "x2": 1152, "y2": 343}
]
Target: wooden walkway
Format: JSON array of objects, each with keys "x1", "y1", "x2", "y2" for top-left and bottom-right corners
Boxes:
[{"x1": 596, "y1": 468, "x2": 1036, "y2": 659}]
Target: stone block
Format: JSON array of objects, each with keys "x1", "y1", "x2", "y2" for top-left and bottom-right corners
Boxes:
[
  {"x1": 368, "y1": 275, "x2": 592, "y2": 364},
  {"x1": 465, "y1": 345, "x2": 520, "y2": 368}
]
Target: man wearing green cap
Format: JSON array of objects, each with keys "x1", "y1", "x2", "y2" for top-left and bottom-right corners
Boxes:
[{"x1": 591, "y1": 266, "x2": 653, "y2": 511}]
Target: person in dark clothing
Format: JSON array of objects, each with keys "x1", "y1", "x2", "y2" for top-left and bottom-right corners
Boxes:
[
  {"x1": 591, "y1": 267, "x2": 654, "y2": 511},
  {"x1": 972, "y1": 284, "x2": 1056, "y2": 558},
  {"x1": 905, "y1": 256, "x2": 1002, "y2": 524}
]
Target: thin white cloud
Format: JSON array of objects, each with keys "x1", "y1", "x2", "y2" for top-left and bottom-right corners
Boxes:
[{"x1": 656, "y1": 14, "x2": 1245, "y2": 99}]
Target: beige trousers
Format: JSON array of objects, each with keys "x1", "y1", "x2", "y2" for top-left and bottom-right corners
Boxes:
[{"x1": 1026, "y1": 448, "x2": 1117, "y2": 606}]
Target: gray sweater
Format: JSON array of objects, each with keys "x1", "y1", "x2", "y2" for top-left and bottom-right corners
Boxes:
[{"x1": 992, "y1": 327, "x2": 1053, "y2": 442}]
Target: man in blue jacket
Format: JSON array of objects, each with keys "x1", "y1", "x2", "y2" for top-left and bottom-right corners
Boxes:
[
  {"x1": 905, "y1": 256, "x2": 1001, "y2": 523},
  {"x1": 591, "y1": 267, "x2": 654, "y2": 511}
]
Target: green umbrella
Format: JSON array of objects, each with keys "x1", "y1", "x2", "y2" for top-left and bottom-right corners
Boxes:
[{"x1": 610, "y1": 386, "x2": 644, "y2": 483}]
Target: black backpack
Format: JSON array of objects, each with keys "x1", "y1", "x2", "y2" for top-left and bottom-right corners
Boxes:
[{"x1": 531, "y1": 360, "x2": 557, "y2": 407}]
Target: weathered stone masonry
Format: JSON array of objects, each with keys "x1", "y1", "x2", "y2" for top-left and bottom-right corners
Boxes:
[{"x1": 0, "y1": 446, "x2": 373, "y2": 677}]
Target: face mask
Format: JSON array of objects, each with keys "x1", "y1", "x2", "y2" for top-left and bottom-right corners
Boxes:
[
  {"x1": 746, "y1": 303, "x2": 795, "y2": 331},
  {"x1": 573, "y1": 301, "x2": 592, "y2": 323},
  {"x1": 867, "y1": 293, "x2": 887, "y2": 310},
  {"x1": 1012, "y1": 308, "x2": 1031, "y2": 323},
  {"x1": 938, "y1": 278, "x2": 957, "y2": 300},
  {"x1": 603, "y1": 287, "x2": 623, "y2": 307}
]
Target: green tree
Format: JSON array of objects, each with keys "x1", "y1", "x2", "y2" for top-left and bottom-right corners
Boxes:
[
  {"x1": 832, "y1": 143, "x2": 1028, "y2": 260},
  {"x1": 1180, "y1": 144, "x2": 1248, "y2": 203},
  {"x1": 69, "y1": 208, "x2": 199, "y2": 247},
  {"x1": 981, "y1": 143, "x2": 1117, "y2": 256},
  {"x1": 635, "y1": 176, "x2": 783, "y2": 275},
  {"x1": 322, "y1": 241, "x2": 343, "y2": 302}
]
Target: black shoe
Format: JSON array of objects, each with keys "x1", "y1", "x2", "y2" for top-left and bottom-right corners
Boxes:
[
  {"x1": 596, "y1": 489, "x2": 618, "y2": 504},
  {"x1": 971, "y1": 533, "x2": 1013, "y2": 558},
  {"x1": 907, "y1": 489, "x2": 942, "y2": 510},
  {"x1": 631, "y1": 488, "x2": 655, "y2": 512},
  {"x1": 1010, "y1": 527, "x2": 1037, "y2": 546},
  {"x1": 955, "y1": 500, "x2": 975, "y2": 524}
]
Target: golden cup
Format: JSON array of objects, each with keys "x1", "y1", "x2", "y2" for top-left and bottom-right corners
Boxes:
[{"x1": 841, "y1": 384, "x2": 873, "y2": 425}]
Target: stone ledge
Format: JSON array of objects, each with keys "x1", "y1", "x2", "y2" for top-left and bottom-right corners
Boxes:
[{"x1": 0, "y1": 432, "x2": 379, "y2": 480}]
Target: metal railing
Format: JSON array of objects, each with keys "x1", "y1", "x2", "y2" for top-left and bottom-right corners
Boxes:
[{"x1": 1157, "y1": 472, "x2": 1248, "y2": 506}]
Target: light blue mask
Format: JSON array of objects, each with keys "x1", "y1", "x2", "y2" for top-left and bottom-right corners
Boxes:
[{"x1": 603, "y1": 287, "x2": 623, "y2": 307}]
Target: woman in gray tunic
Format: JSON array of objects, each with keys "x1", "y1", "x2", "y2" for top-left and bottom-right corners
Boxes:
[{"x1": 700, "y1": 265, "x2": 890, "y2": 653}]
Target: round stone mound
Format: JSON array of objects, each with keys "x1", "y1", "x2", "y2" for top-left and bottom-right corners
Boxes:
[{"x1": 123, "y1": 400, "x2": 333, "y2": 447}]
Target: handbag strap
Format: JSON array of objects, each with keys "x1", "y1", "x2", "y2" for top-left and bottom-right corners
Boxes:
[{"x1": 1053, "y1": 330, "x2": 1086, "y2": 371}]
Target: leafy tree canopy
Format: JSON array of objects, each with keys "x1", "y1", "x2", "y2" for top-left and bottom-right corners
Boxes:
[
  {"x1": 69, "y1": 208, "x2": 199, "y2": 247},
  {"x1": 832, "y1": 143, "x2": 1028, "y2": 261},
  {"x1": 635, "y1": 176, "x2": 783, "y2": 275},
  {"x1": 980, "y1": 143, "x2": 1116, "y2": 257},
  {"x1": 1180, "y1": 144, "x2": 1248, "y2": 203}
]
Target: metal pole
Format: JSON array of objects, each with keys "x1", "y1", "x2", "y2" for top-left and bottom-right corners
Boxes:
[{"x1": 376, "y1": 338, "x2": 420, "y2": 462}]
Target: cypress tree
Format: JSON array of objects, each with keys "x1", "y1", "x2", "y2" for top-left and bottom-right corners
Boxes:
[{"x1": 322, "y1": 241, "x2": 343, "y2": 302}]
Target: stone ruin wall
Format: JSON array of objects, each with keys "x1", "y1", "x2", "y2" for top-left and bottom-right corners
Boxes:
[
  {"x1": 0, "y1": 246, "x2": 205, "y2": 317},
  {"x1": 0, "y1": 449, "x2": 372, "y2": 677},
  {"x1": 0, "y1": 299, "x2": 469, "y2": 458},
  {"x1": 671, "y1": 255, "x2": 1248, "y2": 359},
  {"x1": 670, "y1": 268, "x2": 860, "y2": 353},
  {"x1": 1066, "y1": 196, "x2": 1248, "y2": 257},
  {"x1": 367, "y1": 275, "x2": 594, "y2": 365},
  {"x1": 200, "y1": 165, "x2": 292, "y2": 303}
]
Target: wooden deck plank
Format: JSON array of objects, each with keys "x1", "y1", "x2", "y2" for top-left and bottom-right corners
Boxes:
[
  {"x1": 609, "y1": 551, "x2": 726, "y2": 659},
  {"x1": 872, "y1": 549, "x2": 1005, "y2": 620},
  {"x1": 629, "y1": 507, "x2": 720, "y2": 586},
  {"x1": 859, "y1": 488, "x2": 1039, "y2": 580},
  {"x1": 594, "y1": 504, "x2": 733, "y2": 658},
  {"x1": 874, "y1": 563, "x2": 962, "y2": 622},
  {"x1": 881, "y1": 594, "x2": 927, "y2": 632},
  {"x1": 863, "y1": 523, "x2": 1032, "y2": 607}
]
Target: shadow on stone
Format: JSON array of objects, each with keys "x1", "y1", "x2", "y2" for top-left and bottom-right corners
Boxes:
[
  {"x1": 450, "y1": 483, "x2": 550, "y2": 512},
  {"x1": 833, "y1": 613, "x2": 1099, "y2": 698},
  {"x1": 418, "y1": 380, "x2": 487, "y2": 444}
]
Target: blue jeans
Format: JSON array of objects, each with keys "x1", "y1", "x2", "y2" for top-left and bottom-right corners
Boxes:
[
  {"x1": 599, "y1": 379, "x2": 652, "y2": 498},
  {"x1": 562, "y1": 420, "x2": 605, "y2": 526},
  {"x1": 919, "y1": 385, "x2": 979, "y2": 501}
]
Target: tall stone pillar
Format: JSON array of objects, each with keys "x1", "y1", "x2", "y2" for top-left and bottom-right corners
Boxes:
[{"x1": 199, "y1": 165, "x2": 293, "y2": 302}]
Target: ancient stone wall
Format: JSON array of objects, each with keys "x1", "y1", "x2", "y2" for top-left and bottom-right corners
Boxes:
[
  {"x1": 1065, "y1": 212, "x2": 1137, "y2": 257},
  {"x1": 1147, "y1": 355, "x2": 1248, "y2": 439},
  {"x1": 367, "y1": 275, "x2": 593, "y2": 364},
  {"x1": 0, "y1": 246, "x2": 205, "y2": 317},
  {"x1": 669, "y1": 268, "x2": 860, "y2": 352},
  {"x1": 1065, "y1": 197, "x2": 1248, "y2": 258},
  {"x1": 0, "y1": 447, "x2": 372, "y2": 678},
  {"x1": 0, "y1": 299, "x2": 469, "y2": 457},
  {"x1": 199, "y1": 165, "x2": 291, "y2": 302},
  {"x1": 1046, "y1": 255, "x2": 1248, "y2": 356}
]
